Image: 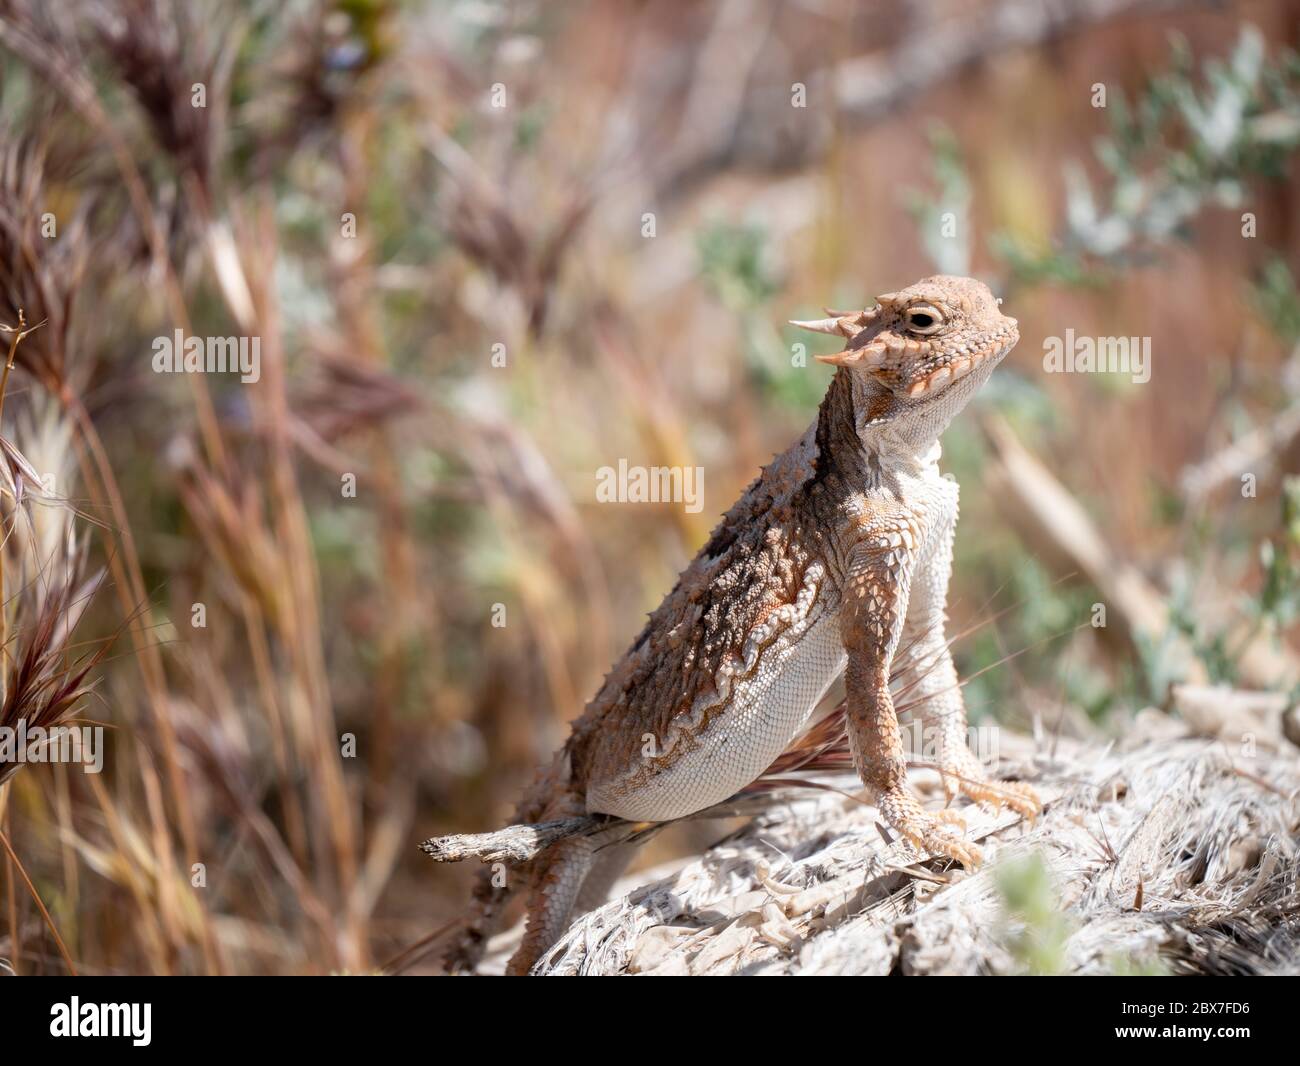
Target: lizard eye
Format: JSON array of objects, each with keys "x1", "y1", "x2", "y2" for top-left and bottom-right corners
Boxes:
[{"x1": 904, "y1": 305, "x2": 944, "y2": 335}]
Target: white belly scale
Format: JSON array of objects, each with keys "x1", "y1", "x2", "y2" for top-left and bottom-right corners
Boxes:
[{"x1": 587, "y1": 603, "x2": 847, "y2": 821}]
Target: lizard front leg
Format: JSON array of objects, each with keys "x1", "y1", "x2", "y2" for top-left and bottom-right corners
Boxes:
[
  {"x1": 841, "y1": 518, "x2": 979, "y2": 868},
  {"x1": 901, "y1": 482, "x2": 1040, "y2": 823}
]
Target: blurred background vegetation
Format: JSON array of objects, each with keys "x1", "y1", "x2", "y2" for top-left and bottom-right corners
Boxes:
[{"x1": 0, "y1": 0, "x2": 1296, "y2": 974}]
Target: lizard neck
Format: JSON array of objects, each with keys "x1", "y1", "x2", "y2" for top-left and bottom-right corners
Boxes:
[{"x1": 818, "y1": 365, "x2": 998, "y2": 466}]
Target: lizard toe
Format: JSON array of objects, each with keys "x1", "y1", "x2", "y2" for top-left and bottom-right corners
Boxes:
[
  {"x1": 962, "y1": 777, "x2": 1042, "y2": 824},
  {"x1": 895, "y1": 811, "x2": 982, "y2": 870}
]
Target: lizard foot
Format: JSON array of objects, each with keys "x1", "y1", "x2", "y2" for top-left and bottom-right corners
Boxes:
[
  {"x1": 937, "y1": 751, "x2": 1041, "y2": 824},
  {"x1": 879, "y1": 789, "x2": 982, "y2": 870}
]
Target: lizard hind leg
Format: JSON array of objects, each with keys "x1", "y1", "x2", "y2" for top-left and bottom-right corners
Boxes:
[
  {"x1": 502, "y1": 774, "x2": 635, "y2": 976},
  {"x1": 505, "y1": 831, "x2": 634, "y2": 975},
  {"x1": 445, "y1": 827, "x2": 624, "y2": 976},
  {"x1": 573, "y1": 842, "x2": 635, "y2": 914},
  {"x1": 446, "y1": 750, "x2": 583, "y2": 975},
  {"x1": 506, "y1": 835, "x2": 598, "y2": 975},
  {"x1": 444, "y1": 859, "x2": 525, "y2": 974},
  {"x1": 899, "y1": 627, "x2": 1041, "y2": 822}
]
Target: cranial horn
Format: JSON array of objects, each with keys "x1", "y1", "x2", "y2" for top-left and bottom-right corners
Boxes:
[
  {"x1": 789, "y1": 314, "x2": 864, "y2": 339},
  {"x1": 874, "y1": 292, "x2": 902, "y2": 307},
  {"x1": 789, "y1": 316, "x2": 845, "y2": 336}
]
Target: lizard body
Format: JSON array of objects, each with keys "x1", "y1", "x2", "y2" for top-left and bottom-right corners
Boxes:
[{"x1": 449, "y1": 275, "x2": 1040, "y2": 974}]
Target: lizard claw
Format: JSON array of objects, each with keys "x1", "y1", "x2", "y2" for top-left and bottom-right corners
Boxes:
[
  {"x1": 900, "y1": 815, "x2": 982, "y2": 870},
  {"x1": 880, "y1": 789, "x2": 982, "y2": 870},
  {"x1": 962, "y1": 778, "x2": 1041, "y2": 825},
  {"x1": 934, "y1": 807, "x2": 967, "y2": 833}
]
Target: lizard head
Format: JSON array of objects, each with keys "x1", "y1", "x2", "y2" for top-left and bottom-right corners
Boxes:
[{"x1": 792, "y1": 275, "x2": 1018, "y2": 408}]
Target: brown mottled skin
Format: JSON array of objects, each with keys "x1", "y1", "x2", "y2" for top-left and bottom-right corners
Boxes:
[{"x1": 449, "y1": 275, "x2": 1041, "y2": 974}]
